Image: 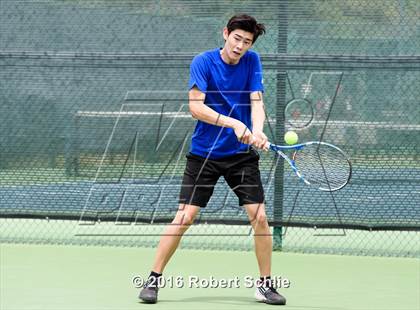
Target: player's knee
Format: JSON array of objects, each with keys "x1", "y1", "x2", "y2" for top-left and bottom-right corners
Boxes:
[
  {"x1": 255, "y1": 212, "x2": 268, "y2": 226},
  {"x1": 181, "y1": 213, "x2": 195, "y2": 226},
  {"x1": 173, "y1": 211, "x2": 195, "y2": 226}
]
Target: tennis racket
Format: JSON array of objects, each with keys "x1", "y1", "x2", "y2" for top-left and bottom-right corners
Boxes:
[
  {"x1": 284, "y1": 98, "x2": 314, "y2": 129},
  {"x1": 267, "y1": 141, "x2": 352, "y2": 192}
]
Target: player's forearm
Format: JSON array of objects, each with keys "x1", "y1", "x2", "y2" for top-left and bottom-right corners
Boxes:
[
  {"x1": 251, "y1": 95, "x2": 266, "y2": 132},
  {"x1": 189, "y1": 102, "x2": 241, "y2": 129}
]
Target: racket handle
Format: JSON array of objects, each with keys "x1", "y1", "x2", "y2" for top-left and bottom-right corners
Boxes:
[{"x1": 266, "y1": 142, "x2": 275, "y2": 151}]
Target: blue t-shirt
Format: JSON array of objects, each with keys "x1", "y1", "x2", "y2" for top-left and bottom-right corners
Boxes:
[{"x1": 188, "y1": 48, "x2": 264, "y2": 159}]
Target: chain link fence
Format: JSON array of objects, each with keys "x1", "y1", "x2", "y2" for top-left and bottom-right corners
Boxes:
[{"x1": 1, "y1": 0, "x2": 419, "y2": 257}]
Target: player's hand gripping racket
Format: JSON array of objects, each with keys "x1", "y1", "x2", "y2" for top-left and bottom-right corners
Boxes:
[{"x1": 267, "y1": 141, "x2": 352, "y2": 191}]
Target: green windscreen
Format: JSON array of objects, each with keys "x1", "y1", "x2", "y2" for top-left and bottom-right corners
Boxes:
[{"x1": 0, "y1": 1, "x2": 419, "y2": 252}]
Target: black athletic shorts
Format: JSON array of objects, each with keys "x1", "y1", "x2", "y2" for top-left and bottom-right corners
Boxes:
[{"x1": 179, "y1": 149, "x2": 265, "y2": 207}]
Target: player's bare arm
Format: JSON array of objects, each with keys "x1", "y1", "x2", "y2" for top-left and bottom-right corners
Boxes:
[
  {"x1": 189, "y1": 86, "x2": 254, "y2": 145},
  {"x1": 250, "y1": 91, "x2": 268, "y2": 150}
]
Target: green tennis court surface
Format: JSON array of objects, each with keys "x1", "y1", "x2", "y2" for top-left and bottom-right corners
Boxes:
[
  {"x1": 1, "y1": 243, "x2": 419, "y2": 310},
  {"x1": 1, "y1": 1, "x2": 419, "y2": 309}
]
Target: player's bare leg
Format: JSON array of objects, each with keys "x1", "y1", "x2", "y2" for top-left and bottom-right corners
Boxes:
[
  {"x1": 244, "y1": 203, "x2": 286, "y2": 305},
  {"x1": 244, "y1": 203, "x2": 272, "y2": 276},
  {"x1": 152, "y1": 204, "x2": 200, "y2": 273},
  {"x1": 139, "y1": 204, "x2": 200, "y2": 303}
]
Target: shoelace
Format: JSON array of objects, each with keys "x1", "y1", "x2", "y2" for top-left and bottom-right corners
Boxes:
[
  {"x1": 257, "y1": 280, "x2": 280, "y2": 295},
  {"x1": 143, "y1": 277, "x2": 159, "y2": 288}
]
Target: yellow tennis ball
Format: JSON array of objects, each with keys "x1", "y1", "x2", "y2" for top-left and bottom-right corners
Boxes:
[{"x1": 284, "y1": 131, "x2": 298, "y2": 145}]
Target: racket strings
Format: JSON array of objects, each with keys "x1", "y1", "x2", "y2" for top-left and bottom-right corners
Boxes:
[
  {"x1": 285, "y1": 98, "x2": 314, "y2": 129},
  {"x1": 293, "y1": 144, "x2": 351, "y2": 190}
]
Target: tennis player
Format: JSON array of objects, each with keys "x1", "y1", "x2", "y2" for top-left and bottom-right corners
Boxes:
[{"x1": 139, "y1": 14, "x2": 286, "y2": 305}]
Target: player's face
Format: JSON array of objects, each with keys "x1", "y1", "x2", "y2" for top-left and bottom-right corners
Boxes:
[{"x1": 222, "y1": 28, "x2": 254, "y2": 63}]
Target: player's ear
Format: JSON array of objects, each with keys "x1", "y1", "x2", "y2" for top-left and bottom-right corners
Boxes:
[{"x1": 222, "y1": 27, "x2": 229, "y2": 41}]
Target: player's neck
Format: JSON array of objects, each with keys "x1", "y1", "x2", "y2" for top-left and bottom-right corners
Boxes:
[{"x1": 220, "y1": 48, "x2": 239, "y2": 65}]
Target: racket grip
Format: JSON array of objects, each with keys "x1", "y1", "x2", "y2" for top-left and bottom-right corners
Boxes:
[{"x1": 266, "y1": 142, "x2": 275, "y2": 151}]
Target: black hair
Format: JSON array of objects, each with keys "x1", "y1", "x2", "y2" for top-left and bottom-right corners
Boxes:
[{"x1": 226, "y1": 14, "x2": 266, "y2": 43}]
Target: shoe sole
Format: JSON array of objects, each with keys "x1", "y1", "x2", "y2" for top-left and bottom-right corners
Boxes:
[
  {"x1": 139, "y1": 296, "x2": 157, "y2": 304},
  {"x1": 255, "y1": 289, "x2": 286, "y2": 305},
  {"x1": 139, "y1": 292, "x2": 157, "y2": 304}
]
